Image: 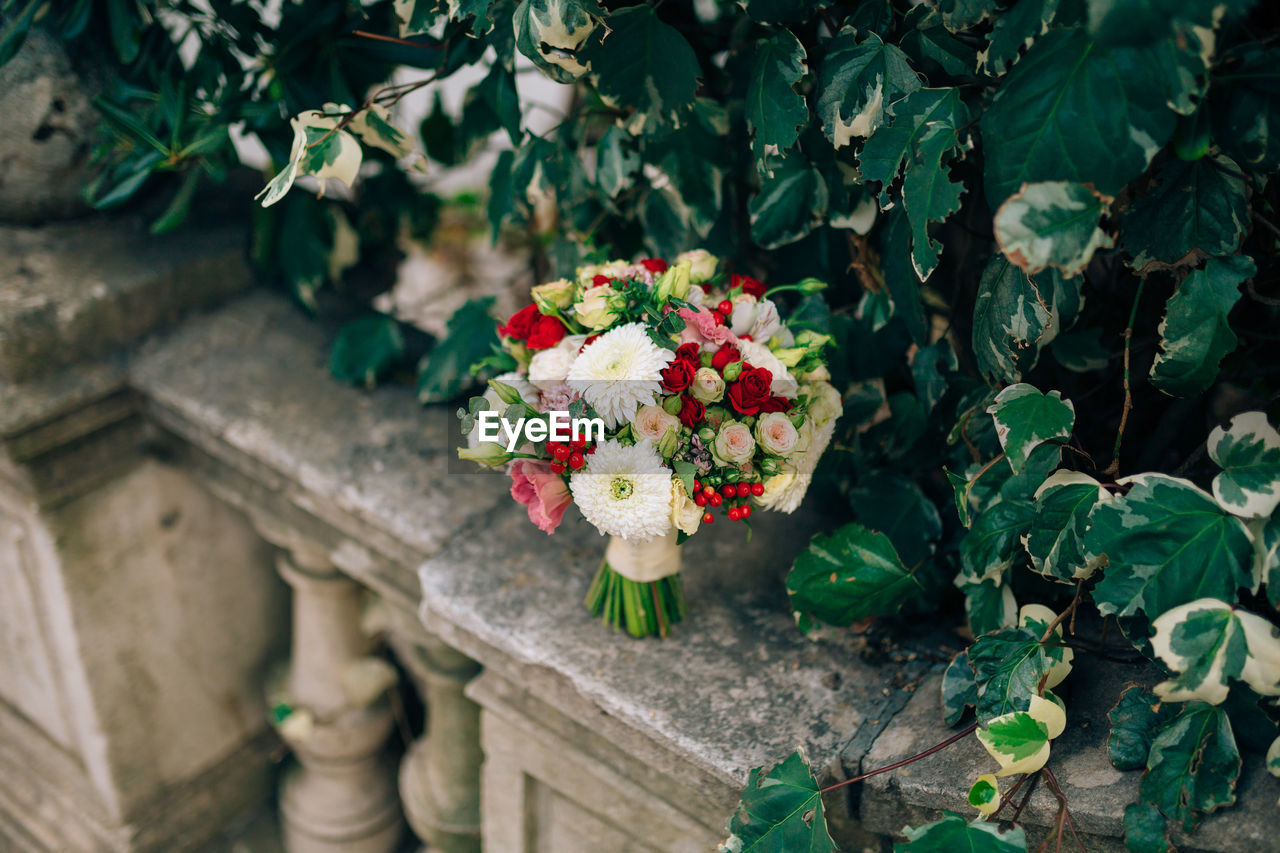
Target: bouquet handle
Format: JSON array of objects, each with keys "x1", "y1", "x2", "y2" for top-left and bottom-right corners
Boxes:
[{"x1": 585, "y1": 531, "x2": 685, "y2": 638}]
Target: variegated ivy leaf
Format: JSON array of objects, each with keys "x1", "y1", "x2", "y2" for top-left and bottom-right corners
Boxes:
[
  {"x1": 978, "y1": 0, "x2": 1059, "y2": 76},
  {"x1": 968, "y1": 626, "x2": 1049, "y2": 723},
  {"x1": 394, "y1": 0, "x2": 436, "y2": 37},
  {"x1": 746, "y1": 30, "x2": 808, "y2": 162},
  {"x1": 256, "y1": 108, "x2": 363, "y2": 208},
  {"x1": 786, "y1": 523, "x2": 923, "y2": 631},
  {"x1": 1018, "y1": 603, "x2": 1073, "y2": 689},
  {"x1": 1122, "y1": 154, "x2": 1250, "y2": 272},
  {"x1": 994, "y1": 181, "x2": 1114, "y2": 277},
  {"x1": 1208, "y1": 411, "x2": 1280, "y2": 519},
  {"x1": 1150, "y1": 254, "x2": 1253, "y2": 397},
  {"x1": 1268, "y1": 734, "x2": 1280, "y2": 778},
  {"x1": 1087, "y1": 474, "x2": 1254, "y2": 621},
  {"x1": 721, "y1": 748, "x2": 837, "y2": 853},
  {"x1": 350, "y1": 105, "x2": 425, "y2": 172},
  {"x1": 750, "y1": 152, "x2": 829, "y2": 249},
  {"x1": 584, "y1": 4, "x2": 699, "y2": 135},
  {"x1": 943, "y1": 651, "x2": 978, "y2": 726},
  {"x1": 1023, "y1": 470, "x2": 1111, "y2": 582},
  {"x1": 1123, "y1": 802, "x2": 1173, "y2": 853},
  {"x1": 895, "y1": 812, "x2": 1027, "y2": 853},
  {"x1": 971, "y1": 255, "x2": 1082, "y2": 384},
  {"x1": 967, "y1": 774, "x2": 1001, "y2": 816},
  {"x1": 1108, "y1": 685, "x2": 1178, "y2": 771},
  {"x1": 1150, "y1": 599, "x2": 1280, "y2": 704},
  {"x1": 816, "y1": 29, "x2": 921, "y2": 149},
  {"x1": 737, "y1": 0, "x2": 831, "y2": 25},
  {"x1": 514, "y1": 0, "x2": 599, "y2": 84},
  {"x1": 1253, "y1": 515, "x2": 1280, "y2": 609},
  {"x1": 987, "y1": 384, "x2": 1074, "y2": 474},
  {"x1": 595, "y1": 125, "x2": 638, "y2": 198},
  {"x1": 976, "y1": 709, "x2": 1052, "y2": 776},
  {"x1": 937, "y1": 0, "x2": 998, "y2": 32},
  {"x1": 961, "y1": 578, "x2": 1018, "y2": 637},
  {"x1": 959, "y1": 498, "x2": 1035, "y2": 585},
  {"x1": 1140, "y1": 701, "x2": 1240, "y2": 832},
  {"x1": 903, "y1": 123, "x2": 968, "y2": 282},
  {"x1": 859, "y1": 86, "x2": 966, "y2": 206}
]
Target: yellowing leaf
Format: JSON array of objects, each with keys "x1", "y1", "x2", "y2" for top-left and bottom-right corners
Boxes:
[
  {"x1": 994, "y1": 181, "x2": 1114, "y2": 277},
  {"x1": 977, "y1": 710, "x2": 1052, "y2": 776},
  {"x1": 967, "y1": 774, "x2": 1001, "y2": 816},
  {"x1": 1150, "y1": 599, "x2": 1280, "y2": 704}
]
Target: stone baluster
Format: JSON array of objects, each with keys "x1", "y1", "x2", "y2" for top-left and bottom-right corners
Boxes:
[
  {"x1": 388, "y1": 628, "x2": 484, "y2": 853},
  {"x1": 274, "y1": 545, "x2": 403, "y2": 853}
]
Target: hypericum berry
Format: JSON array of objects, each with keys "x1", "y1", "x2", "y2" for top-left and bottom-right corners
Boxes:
[
  {"x1": 586, "y1": 444, "x2": 596, "y2": 454},
  {"x1": 736, "y1": 482, "x2": 750, "y2": 497},
  {"x1": 702, "y1": 511, "x2": 715, "y2": 525},
  {"x1": 722, "y1": 484, "x2": 736, "y2": 497},
  {"x1": 717, "y1": 299, "x2": 733, "y2": 315},
  {"x1": 711, "y1": 310, "x2": 726, "y2": 326},
  {"x1": 702, "y1": 485, "x2": 716, "y2": 499},
  {"x1": 570, "y1": 436, "x2": 586, "y2": 449},
  {"x1": 547, "y1": 441, "x2": 561, "y2": 454},
  {"x1": 567, "y1": 452, "x2": 585, "y2": 470},
  {"x1": 728, "y1": 507, "x2": 742, "y2": 521},
  {"x1": 553, "y1": 445, "x2": 571, "y2": 462},
  {"x1": 694, "y1": 492, "x2": 708, "y2": 507},
  {"x1": 694, "y1": 479, "x2": 702, "y2": 491},
  {"x1": 740, "y1": 505, "x2": 752, "y2": 519},
  {"x1": 550, "y1": 462, "x2": 565, "y2": 474},
  {"x1": 710, "y1": 492, "x2": 723, "y2": 507},
  {"x1": 751, "y1": 482, "x2": 765, "y2": 497}
]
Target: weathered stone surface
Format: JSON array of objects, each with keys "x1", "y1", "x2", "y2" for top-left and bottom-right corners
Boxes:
[
  {"x1": 860, "y1": 657, "x2": 1278, "y2": 853},
  {"x1": 0, "y1": 29, "x2": 100, "y2": 222},
  {"x1": 0, "y1": 213, "x2": 250, "y2": 382}
]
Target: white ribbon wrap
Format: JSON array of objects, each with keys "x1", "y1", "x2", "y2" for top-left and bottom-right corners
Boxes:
[{"x1": 605, "y1": 529, "x2": 682, "y2": 582}]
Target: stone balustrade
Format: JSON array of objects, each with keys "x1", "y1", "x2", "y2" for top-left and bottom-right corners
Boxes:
[{"x1": 1, "y1": 215, "x2": 1276, "y2": 852}]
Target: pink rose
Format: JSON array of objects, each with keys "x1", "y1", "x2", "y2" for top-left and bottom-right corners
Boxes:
[
  {"x1": 678, "y1": 306, "x2": 739, "y2": 349},
  {"x1": 509, "y1": 459, "x2": 571, "y2": 534}
]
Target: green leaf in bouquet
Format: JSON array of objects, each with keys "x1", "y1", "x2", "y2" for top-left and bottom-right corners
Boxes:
[
  {"x1": 816, "y1": 29, "x2": 920, "y2": 149},
  {"x1": 514, "y1": 0, "x2": 599, "y2": 84},
  {"x1": 980, "y1": 0, "x2": 1060, "y2": 76},
  {"x1": 1108, "y1": 685, "x2": 1178, "y2": 771},
  {"x1": 1140, "y1": 702, "x2": 1241, "y2": 832},
  {"x1": 723, "y1": 749, "x2": 837, "y2": 853},
  {"x1": 1024, "y1": 470, "x2": 1108, "y2": 582},
  {"x1": 786, "y1": 523, "x2": 923, "y2": 629},
  {"x1": 895, "y1": 811, "x2": 1027, "y2": 852},
  {"x1": 1149, "y1": 254, "x2": 1252, "y2": 397},
  {"x1": 942, "y1": 651, "x2": 978, "y2": 726},
  {"x1": 747, "y1": 30, "x2": 808, "y2": 160},
  {"x1": 1121, "y1": 155, "x2": 1249, "y2": 271},
  {"x1": 329, "y1": 315, "x2": 406, "y2": 388},
  {"x1": 994, "y1": 181, "x2": 1113, "y2": 277},
  {"x1": 980, "y1": 28, "x2": 1183, "y2": 208},
  {"x1": 1123, "y1": 802, "x2": 1173, "y2": 853},
  {"x1": 967, "y1": 626, "x2": 1049, "y2": 723},
  {"x1": 1149, "y1": 599, "x2": 1280, "y2": 704},
  {"x1": 1211, "y1": 45, "x2": 1280, "y2": 172},
  {"x1": 986, "y1": 384, "x2": 1074, "y2": 474},
  {"x1": 750, "y1": 153, "x2": 829, "y2": 250},
  {"x1": 583, "y1": 4, "x2": 698, "y2": 135},
  {"x1": 1086, "y1": 474, "x2": 1254, "y2": 621},
  {"x1": 417, "y1": 298, "x2": 499, "y2": 403},
  {"x1": 1208, "y1": 411, "x2": 1280, "y2": 519}
]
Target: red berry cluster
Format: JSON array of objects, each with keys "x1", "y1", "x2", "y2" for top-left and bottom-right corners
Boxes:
[
  {"x1": 691, "y1": 477, "x2": 764, "y2": 525},
  {"x1": 546, "y1": 437, "x2": 596, "y2": 474}
]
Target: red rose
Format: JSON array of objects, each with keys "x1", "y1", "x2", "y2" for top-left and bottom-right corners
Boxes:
[
  {"x1": 591, "y1": 274, "x2": 611, "y2": 287},
  {"x1": 660, "y1": 358, "x2": 695, "y2": 393},
  {"x1": 727, "y1": 366, "x2": 773, "y2": 415},
  {"x1": 526, "y1": 314, "x2": 566, "y2": 350},
  {"x1": 675, "y1": 342, "x2": 701, "y2": 363},
  {"x1": 639, "y1": 258, "x2": 668, "y2": 273},
  {"x1": 499, "y1": 304, "x2": 539, "y2": 340},
  {"x1": 759, "y1": 396, "x2": 792, "y2": 413},
  {"x1": 731, "y1": 273, "x2": 766, "y2": 298},
  {"x1": 712, "y1": 344, "x2": 741, "y2": 372},
  {"x1": 677, "y1": 395, "x2": 705, "y2": 428}
]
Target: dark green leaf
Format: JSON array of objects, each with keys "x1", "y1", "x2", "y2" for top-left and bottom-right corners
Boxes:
[
  {"x1": 750, "y1": 153, "x2": 829, "y2": 249},
  {"x1": 329, "y1": 315, "x2": 406, "y2": 388},
  {"x1": 1149, "y1": 254, "x2": 1252, "y2": 397},
  {"x1": 786, "y1": 523, "x2": 923, "y2": 629},
  {"x1": 747, "y1": 30, "x2": 809, "y2": 160},
  {"x1": 738, "y1": 0, "x2": 829, "y2": 24},
  {"x1": 963, "y1": 578, "x2": 1018, "y2": 637},
  {"x1": 1108, "y1": 685, "x2": 1178, "y2": 771},
  {"x1": 596, "y1": 126, "x2": 639, "y2": 198},
  {"x1": 1087, "y1": 474, "x2": 1254, "y2": 620},
  {"x1": 968, "y1": 626, "x2": 1049, "y2": 723},
  {"x1": 942, "y1": 651, "x2": 978, "y2": 726},
  {"x1": 900, "y1": 7, "x2": 980, "y2": 78},
  {"x1": 1123, "y1": 802, "x2": 1172, "y2": 853},
  {"x1": 1212, "y1": 45, "x2": 1280, "y2": 172},
  {"x1": 1122, "y1": 155, "x2": 1250, "y2": 271},
  {"x1": 816, "y1": 29, "x2": 920, "y2": 149},
  {"x1": 584, "y1": 4, "x2": 699, "y2": 135},
  {"x1": 981, "y1": 0, "x2": 1060, "y2": 76},
  {"x1": 724, "y1": 750, "x2": 837, "y2": 853},
  {"x1": 1025, "y1": 471, "x2": 1107, "y2": 581},
  {"x1": 895, "y1": 811, "x2": 1027, "y2": 852},
  {"x1": 859, "y1": 87, "x2": 966, "y2": 204},
  {"x1": 987, "y1": 384, "x2": 1075, "y2": 474},
  {"x1": 417, "y1": 299, "x2": 499, "y2": 403},
  {"x1": 961, "y1": 498, "x2": 1036, "y2": 585},
  {"x1": 971, "y1": 256, "x2": 1077, "y2": 384},
  {"x1": 850, "y1": 472, "x2": 943, "y2": 568},
  {"x1": 1140, "y1": 702, "x2": 1241, "y2": 832},
  {"x1": 1088, "y1": 0, "x2": 1254, "y2": 47}
]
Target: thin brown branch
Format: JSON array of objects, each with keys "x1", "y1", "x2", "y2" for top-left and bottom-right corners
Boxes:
[
  {"x1": 1038, "y1": 580, "x2": 1085, "y2": 646},
  {"x1": 820, "y1": 723, "x2": 979, "y2": 794},
  {"x1": 352, "y1": 29, "x2": 445, "y2": 50},
  {"x1": 1104, "y1": 279, "x2": 1146, "y2": 477}
]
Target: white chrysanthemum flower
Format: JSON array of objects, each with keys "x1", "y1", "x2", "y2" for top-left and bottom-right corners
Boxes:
[
  {"x1": 570, "y1": 440, "x2": 674, "y2": 541},
  {"x1": 466, "y1": 372, "x2": 538, "y2": 449},
  {"x1": 528, "y1": 335, "x2": 586, "y2": 391},
  {"x1": 738, "y1": 339, "x2": 798, "y2": 398},
  {"x1": 754, "y1": 419, "x2": 835, "y2": 513},
  {"x1": 566, "y1": 323, "x2": 674, "y2": 428}
]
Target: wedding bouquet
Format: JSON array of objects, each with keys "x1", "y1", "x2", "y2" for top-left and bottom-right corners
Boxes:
[{"x1": 456, "y1": 251, "x2": 840, "y2": 637}]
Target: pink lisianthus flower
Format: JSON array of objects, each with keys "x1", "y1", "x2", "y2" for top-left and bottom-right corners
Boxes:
[
  {"x1": 509, "y1": 459, "x2": 572, "y2": 534},
  {"x1": 677, "y1": 306, "x2": 739, "y2": 349}
]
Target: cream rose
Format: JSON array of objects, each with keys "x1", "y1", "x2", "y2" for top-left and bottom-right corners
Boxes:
[
  {"x1": 669, "y1": 477, "x2": 703, "y2": 535},
  {"x1": 755, "y1": 412, "x2": 800, "y2": 456},
  {"x1": 713, "y1": 420, "x2": 756, "y2": 466},
  {"x1": 754, "y1": 466, "x2": 799, "y2": 512},
  {"x1": 528, "y1": 335, "x2": 587, "y2": 391},
  {"x1": 531, "y1": 278, "x2": 576, "y2": 311},
  {"x1": 632, "y1": 404, "x2": 680, "y2": 442},
  {"x1": 689, "y1": 367, "x2": 726, "y2": 403},
  {"x1": 676, "y1": 249, "x2": 718, "y2": 283},
  {"x1": 804, "y1": 381, "x2": 843, "y2": 426},
  {"x1": 574, "y1": 286, "x2": 620, "y2": 329}
]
